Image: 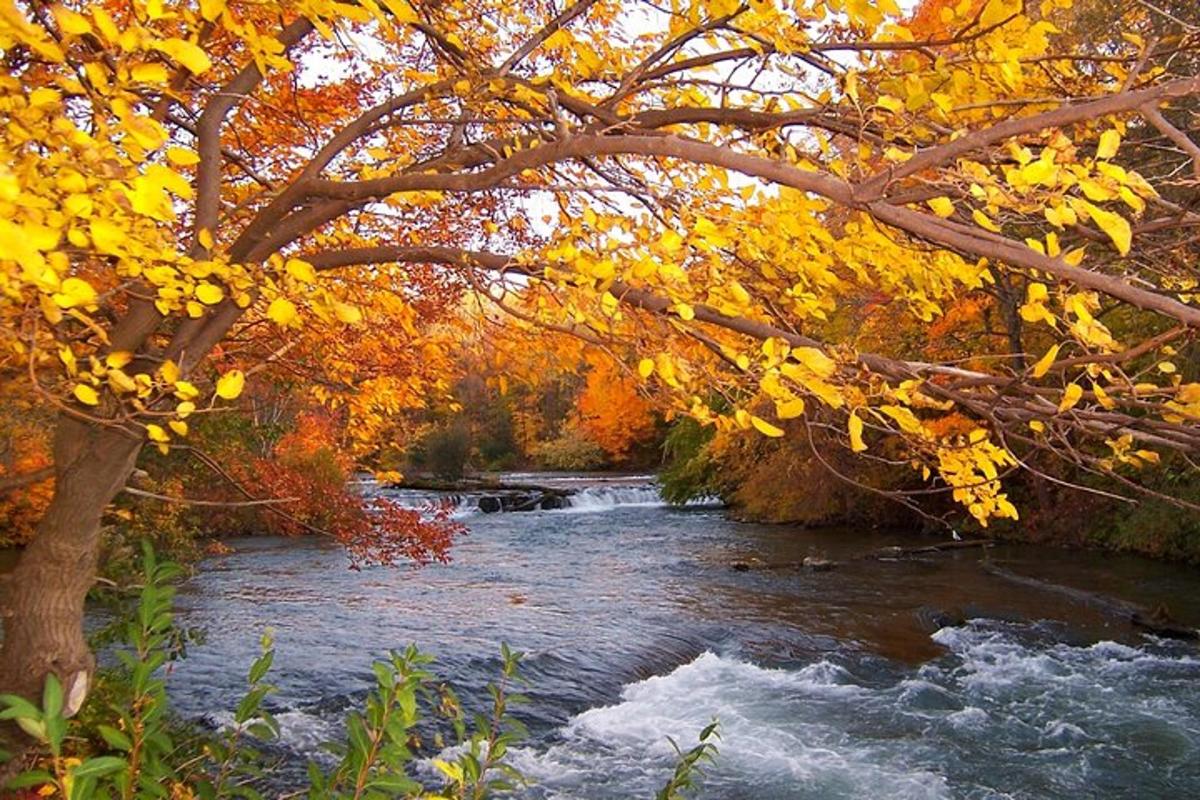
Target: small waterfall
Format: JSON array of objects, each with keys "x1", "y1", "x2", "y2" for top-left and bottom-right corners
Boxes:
[
  {"x1": 369, "y1": 477, "x2": 722, "y2": 516},
  {"x1": 562, "y1": 485, "x2": 669, "y2": 511}
]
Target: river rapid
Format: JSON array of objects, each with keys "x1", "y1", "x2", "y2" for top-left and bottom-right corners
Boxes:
[{"x1": 166, "y1": 475, "x2": 1200, "y2": 798}]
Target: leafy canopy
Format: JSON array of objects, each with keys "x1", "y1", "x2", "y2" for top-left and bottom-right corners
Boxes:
[{"x1": 2, "y1": 0, "x2": 1200, "y2": 525}]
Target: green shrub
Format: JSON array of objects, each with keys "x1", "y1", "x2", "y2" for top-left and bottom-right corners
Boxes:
[
  {"x1": 658, "y1": 418, "x2": 720, "y2": 505},
  {"x1": 416, "y1": 424, "x2": 473, "y2": 480},
  {"x1": 530, "y1": 429, "x2": 606, "y2": 471}
]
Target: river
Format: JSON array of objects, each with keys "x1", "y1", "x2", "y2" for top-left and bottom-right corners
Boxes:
[{"x1": 166, "y1": 475, "x2": 1200, "y2": 798}]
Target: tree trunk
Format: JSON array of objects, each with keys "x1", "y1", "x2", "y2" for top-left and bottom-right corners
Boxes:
[{"x1": 0, "y1": 416, "x2": 142, "y2": 744}]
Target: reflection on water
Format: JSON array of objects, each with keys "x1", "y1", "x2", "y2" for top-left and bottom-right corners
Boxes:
[{"x1": 165, "y1": 479, "x2": 1200, "y2": 798}]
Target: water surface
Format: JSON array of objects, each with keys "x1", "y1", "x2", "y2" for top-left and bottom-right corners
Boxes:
[{"x1": 168, "y1": 477, "x2": 1200, "y2": 798}]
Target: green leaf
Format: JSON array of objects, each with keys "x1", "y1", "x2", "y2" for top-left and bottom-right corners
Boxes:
[
  {"x1": 98, "y1": 724, "x2": 133, "y2": 751},
  {"x1": 42, "y1": 674, "x2": 63, "y2": 719},
  {"x1": 4, "y1": 769, "x2": 56, "y2": 790},
  {"x1": 0, "y1": 694, "x2": 42, "y2": 720},
  {"x1": 248, "y1": 650, "x2": 274, "y2": 684},
  {"x1": 70, "y1": 756, "x2": 128, "y2": 779}
]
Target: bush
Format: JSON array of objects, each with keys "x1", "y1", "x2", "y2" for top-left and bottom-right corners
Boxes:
[
  {"x1": 419, "y1": 424, "x2": 472, "y2": 480},
  {"x1": 658, "y1": 418, "x2": 720, "y2": 505},
  {"x1": 530, "y1": 428, "x2": 606, "y2": 471}
]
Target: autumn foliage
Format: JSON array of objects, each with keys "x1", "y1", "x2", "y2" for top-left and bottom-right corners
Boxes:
[
  {"x1": 236, "y1": 410, "x2": 461, "y2": 566},
  {"x1": 573, "y1": 354, "x2": 658, "y2": 462}
]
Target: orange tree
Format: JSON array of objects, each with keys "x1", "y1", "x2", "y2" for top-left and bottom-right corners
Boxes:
[{"x1": 2, "y1": 0, "x2": 1200, "y2": 726}]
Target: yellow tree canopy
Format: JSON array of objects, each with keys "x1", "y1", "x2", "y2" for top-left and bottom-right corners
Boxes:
[{"x1": 2, "y1": 0, "x2": 1200, "y2": 524}]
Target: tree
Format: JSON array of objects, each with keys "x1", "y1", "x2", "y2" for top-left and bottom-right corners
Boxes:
[
  {"x1": 573, "y1": 352, "x2": 658, "y2": 462},
  {"x1": 2, "y1": 0, "x2": 1200, "y2": 737}
]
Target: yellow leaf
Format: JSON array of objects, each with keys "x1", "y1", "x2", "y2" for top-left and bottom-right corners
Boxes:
[
  {"x1": 89, "y1": 219, "x2": 124, "y2": 255},
  {"x1": 1135, "y1": 449, "x2": 1160, "y2": 465},
  {"x1": 1058, "y1": 248, "x2": 1085, "y2": 268},
  {"x1": 267, "y1": 297, "x2": 298, "y2": 326},
  {"x1": 980, "y1": 0, "x2": 1019, "y2": 28},
  {"x1": 673, "y1": 303, "x2": 695, "y2": 321},
  {"x1": 169, "y1": 420, "x2": 189, "y2": 436},
  {"x1": 876, "y1": 96, "x2": 904, "y2": 114},
  {"x1": 167, "y1": 147, "x2": 200, "y2": 166},
  {"x1": 848, "y1": 410, "x2": 867, "y2": 452},
  {"x1": 792, "y1": 347, "x2": 837, "y2": 378},
  {"x1": 106, "y1": 351, "x2": 133, "y2": 369},
  {"x1": 198, "y1": 228, "x2": 214, "y2": 250},
  {"x1": 334, "y1": 301, "x2": 362, "y2": 324},
  {"x1": 215, "y1": 370, "x2": 245, "y2": 400},
  {"x1": 1097, "y1": 129, "x2": 1120, "y2": 160},
  {"x1": 381, "y1": 0, "x2": 420, "y2": 23},
  {"x1": 637, "y1": 358, "x2": 655, "y2": 379},
  {"x1": 74, "y1": 384, "x2": 99, "y2": 406},
  {"x1": 1075, "y1": 199, "x2": 1131, "y2": 256},
  {"x1": 107, "y1": 369, "x2": 137, "y2": 394},
  {"x1": 775, "y1": 397, "x2": 806, "y2": 419},
  {"x1": 52, "y1": 6, "x2": 92, "y2": 35},
  {"x1": 154, "y1": 38, "x2": 212, "y2": 74},
  {"x1": 129, "y1": 176, "x2": 173, "y2": 221},
  {"x1": 176, "y1": 401, "x2": 196, "y2": 417},
  {"x1": 927, "y1": 197, "x2": 954, "y2": 218},
  {"x1": 146, "y1": 424, "x2": 169, "y2": 443},
  {"x1": 91, "y1": 7, "x2": 119, "y2": 43},
  {"x1": 52, "y1": 277, "x2": 98, "y2": 309},
  {"x1": 972, "y1": 208, "x2": 1001, "y2": 233},
  {"x1": 131, "y1": 63, "x2": 170, "y2": 83},
  {"x1": 173, "y1": 380, "x2": 200, "y2": 400},
  {"x1": 751, "y1": 415, "x2": 785, "y2": 438},
  {"x1": 728, "y1": 280, "x2": 751, "y2": 305},
  {"x1": 1058, "y1": 383, "x2": 1083, "y2": 413},
  {"x1": 286, "y1": 259, "x2": 317, "y2": 283},
  {"x1": 199, "y1": 0, "x2": 226, "y2": 21},
  {"x1": 1031, "y1": 344, "x2": 1060, "y2": 378},
  {"x1": 195, "y1": 282, "x2": 223, "y2": 305}
]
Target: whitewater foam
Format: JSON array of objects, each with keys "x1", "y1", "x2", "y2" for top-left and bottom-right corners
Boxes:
[{"x1": 504, "y1": 652, "x2": 951, "y2": 800}]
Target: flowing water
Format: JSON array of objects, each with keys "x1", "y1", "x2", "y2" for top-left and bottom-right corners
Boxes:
[{"x1": 166, "y1": 475, "x2": 1200, "y2": 798}]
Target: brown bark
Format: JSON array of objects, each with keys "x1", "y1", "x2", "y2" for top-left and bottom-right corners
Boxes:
[{"x1": 0, "y1": 417, "x2": 142, "y2": 747}]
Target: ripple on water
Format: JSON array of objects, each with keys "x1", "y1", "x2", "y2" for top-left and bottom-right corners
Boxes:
[{"x1": 160, "y1": 485, "x2": 1200, "y2": 799}]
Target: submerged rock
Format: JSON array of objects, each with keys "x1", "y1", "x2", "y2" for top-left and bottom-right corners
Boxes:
[{"x1": 915, "y1": 606, "x2": 967, "y2": 633}]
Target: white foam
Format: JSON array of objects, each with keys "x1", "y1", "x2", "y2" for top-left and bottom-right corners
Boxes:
[
  {"x1": 205, "y1": 708, "x2": 336, "y2": 753},
  {"x1": 506, "y1": 652, "x2": 950, "y2": 799}
]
